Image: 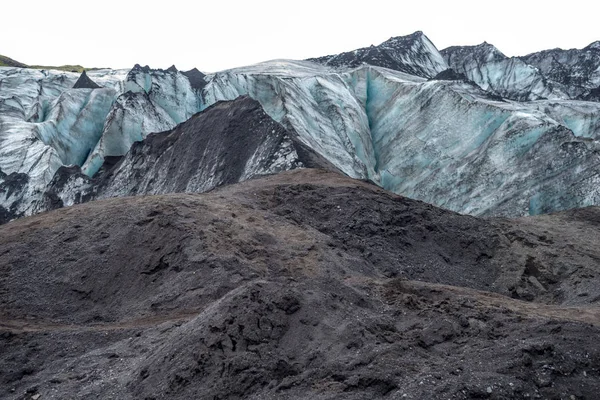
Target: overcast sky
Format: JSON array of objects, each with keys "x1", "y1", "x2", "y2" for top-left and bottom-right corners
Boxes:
[{"x1": 2, "y1": 0, "x2": 598, "y2": 72}]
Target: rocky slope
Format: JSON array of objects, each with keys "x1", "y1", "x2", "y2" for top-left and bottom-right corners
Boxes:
[
  {"x1": 1, "y1": 169, "x2": 599, "y2": 399},
  {"x1": 0, "y1": 55, "x2": 27, "y2": 68}
]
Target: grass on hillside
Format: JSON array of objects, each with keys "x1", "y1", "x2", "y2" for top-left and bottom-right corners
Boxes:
[{"x1": 0, "y1": 55, "x2": 101, "y2": 72}]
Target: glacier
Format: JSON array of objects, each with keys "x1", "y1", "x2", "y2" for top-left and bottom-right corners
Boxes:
[
  {"x1": 442, "y1": 40, "x2": 600, "y2": 102},
  {"x1": 442, "y1": 43, "x2": 570, "y2": 101},
  {"x1": 1, "y1": 31, "x2": 600, "y2": 222},
  {"x1": 200, "y1": 61, "x2": 600, "y2": 216}
]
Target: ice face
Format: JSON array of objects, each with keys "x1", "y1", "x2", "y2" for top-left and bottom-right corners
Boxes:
[
  {"x1": 202, "y1": 60, "x2": 378, "y2": 181},
  {"x1": 36, "y1": 88, "x2": 117, "y2": 166},
  {"x1": 0, "y1": 67, "x2": 129, "y2": 181},
  {"x1": 444, "y1": 50, "x2": 568, "y2": 101},
  {"x1": 81, "y1": 91, "x2": 177, "y2": 176},
  {"x1": 528, "y1": 100, "x2": 600, "y2": 139},
  {"x1": 0, "y1": 66, "x2": 191, "y2": 218},
  {"x1": 0, "y1": 68, "x2": 78, "y2": 187},
  {"x1": 81, "y1": 67, "x2": 202, "y2": 176},
  {"x1": 200, "y1": 61, "x2": 600, "y2": 216}
]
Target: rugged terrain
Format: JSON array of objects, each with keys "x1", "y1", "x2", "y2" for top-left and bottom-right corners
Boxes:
[
  {"x1": 1, "y1": 33, "x2": 600, "y2": 398},
  {"x1": 2, "y1": 32, "x2": 600, "y2": 222},
  {"x1": 1, "y1": 169, "x2": 599, "y2": 399}
]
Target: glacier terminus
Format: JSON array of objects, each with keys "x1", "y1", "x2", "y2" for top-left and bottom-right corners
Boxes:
[{"x1": 1, "y1": 31, "x2": 600, "y2": 223}]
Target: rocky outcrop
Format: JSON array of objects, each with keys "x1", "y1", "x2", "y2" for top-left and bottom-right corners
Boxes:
[
  {"x1": 72, "y1": 70, "x2": 101, "y2": 89},
  {"x1": 182, "y1": 67, "x2": 207, "y2": 91},
  {"x1": 431, "y1": 68, "x2": 469, "y2": 81}
]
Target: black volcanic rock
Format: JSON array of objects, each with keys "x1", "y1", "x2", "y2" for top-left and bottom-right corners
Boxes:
[
  {"x1": 182, "y1": 67, "x2": 207, "y2": 90},
  {"x1": 72, "y1": 70, "x2": 101, "y2": 89},
  {"x1": 166, "y1": 65, "x2": 178, "y2": 73},
  {"x1": 132, "y1": 64, "x2": 152, "y2": 73},
  {"x1": 2, "y1": 169, "x2": 600, "y2": 399}
]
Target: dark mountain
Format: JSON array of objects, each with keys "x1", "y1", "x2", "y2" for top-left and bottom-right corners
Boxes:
[
  {"x1": 308, "y1": 31, "x2": 448, "y2": 78},
  {"x1": 72, "y1": 70, "x2": 101, "y2": 89},
  {"x1": 182, "y1": 67, "x2": 207, "y2": 91},
  {"x1": 1, "y1": 169, "x2": 600, "y2": 399}
]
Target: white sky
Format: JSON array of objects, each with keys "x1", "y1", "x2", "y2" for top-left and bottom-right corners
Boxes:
[{"x1": 1, "y1": 0, "x2": 598, "y2": 72}]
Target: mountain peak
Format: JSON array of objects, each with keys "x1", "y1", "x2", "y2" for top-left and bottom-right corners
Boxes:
[
  {"x1": 166, "y1": 65, "x2": 178, "y2": 73},
  {"x1": 72, "y1": 70, "x2": 101, "y2": 89},
  {"x1": 307, "y1": 31, "x2": 446, "y2": 78},
  {"x1": 441, "y1": 42, "x2": 507, "y2": 66},
  {"x1": 182, "y1": 68, "x2": 207, "y2": 91},
  {"x1": 407, "y1": 30, "x2": 424, "y2": 37},
  {"x1": 585, "y1": 41, "x2": 600, "y2": 51},
  {"x1": 381, "y1": 31, "x2": 432, "y2": 48},
  {"x1": 132, "y1": 64, "x2": 152, "y2": 73},
  {"x1": 476, "y1": 41, "x2": 505, "y2": 54}
]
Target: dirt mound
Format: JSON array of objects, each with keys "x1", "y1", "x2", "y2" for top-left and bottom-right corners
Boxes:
[{"x1": 1, "y1": 169, "x2": 599, "y2": 399}]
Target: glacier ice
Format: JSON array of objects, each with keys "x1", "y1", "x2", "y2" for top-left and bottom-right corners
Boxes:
[
  {"x1": 2, "y1": 32, "x2": 600, "y2": 222},
  {"x1": 442, "y1": 43, "x2": 570, "y2": 101},
  {"x1": 82, "y1": 65, "x2": 202, "y2": 176}
]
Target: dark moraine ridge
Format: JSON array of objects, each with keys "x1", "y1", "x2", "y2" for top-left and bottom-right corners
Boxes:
[{"x1": 1, "y1": 169, "x2": 599, "y2": 399}]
